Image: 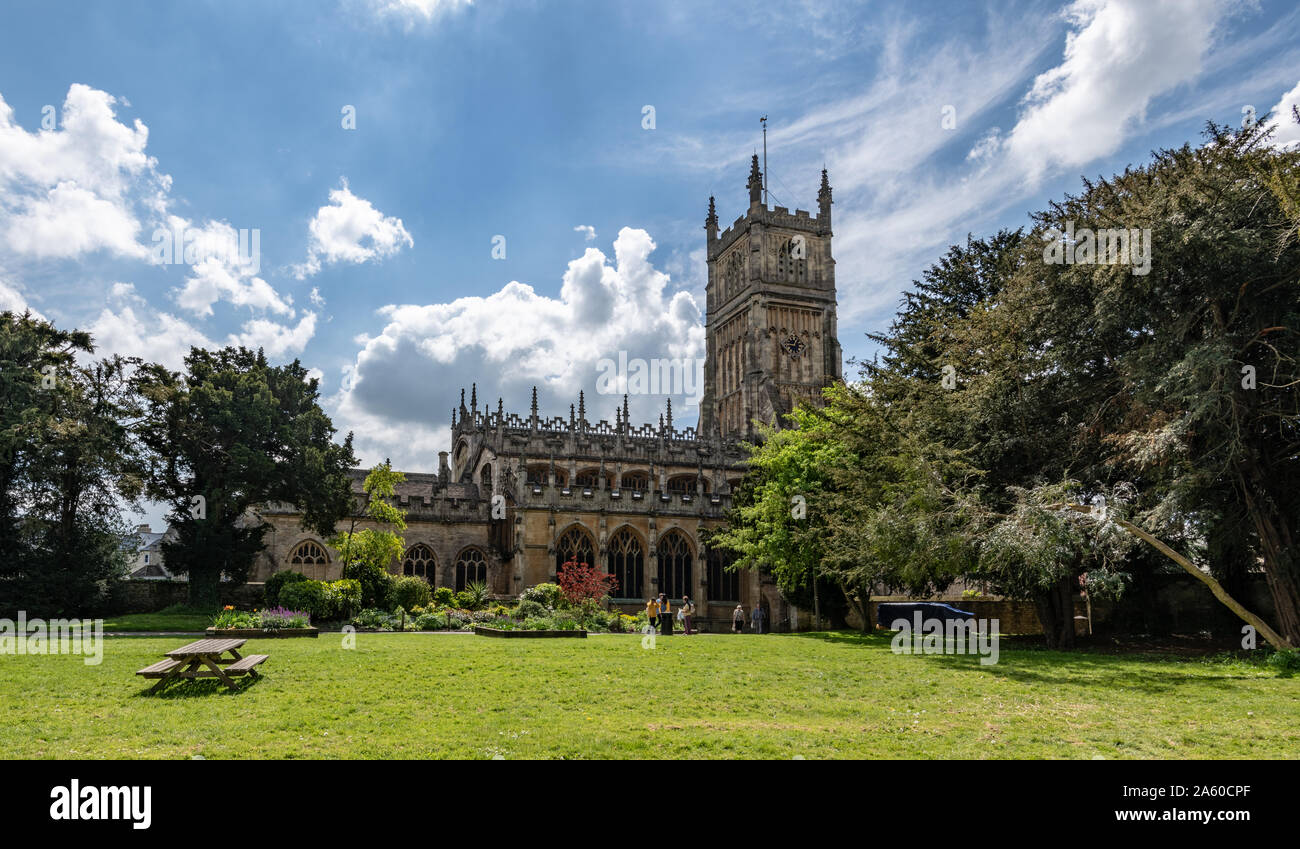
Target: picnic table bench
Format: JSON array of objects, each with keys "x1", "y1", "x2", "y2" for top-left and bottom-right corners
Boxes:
[{"x1": 136, "y1": 638, "x2": 267, "y2": 693}]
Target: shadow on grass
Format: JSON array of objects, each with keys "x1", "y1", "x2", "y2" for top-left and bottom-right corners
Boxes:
[
  {"x1": 138, "y1": 675, "x2": 263, "y2": 699},
  {"x1": 781, "y1": 629, "x2": 1266, "y2": 694}
]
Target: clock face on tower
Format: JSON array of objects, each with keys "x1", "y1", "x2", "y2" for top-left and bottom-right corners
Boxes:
[{"x1": 781, "y1": 334, "x2": 806, "y2": 358}]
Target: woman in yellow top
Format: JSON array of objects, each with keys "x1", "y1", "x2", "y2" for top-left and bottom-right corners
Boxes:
[{"x1": 645, "y1": 598, "x2": 657, "y2": 632}]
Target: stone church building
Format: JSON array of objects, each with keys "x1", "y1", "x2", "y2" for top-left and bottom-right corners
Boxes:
[{"x1": 253, "y1": 156, "x2": 842, "y2": 630}]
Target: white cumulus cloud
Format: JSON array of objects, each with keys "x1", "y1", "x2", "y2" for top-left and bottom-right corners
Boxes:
[
  {"x1": 0, "y1": 83, "x2": 167, "y2": 261},
  {"x1": 1265, "y1": 79, "x2": 1300, "y2": 150},
  {"x1": 333, "y1": 227, "x2": 704, "y2": 470},
  {"x1": 295, "y1": 180, "x2": 413, "y2": 278},
  {"x1": 1004, "y1": 0, "x2": 1229, "y2": 180}
]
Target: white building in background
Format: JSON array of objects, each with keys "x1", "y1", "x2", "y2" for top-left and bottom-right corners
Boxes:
[{"x1": 126, "y1": 524, "x2": 180, "y2": 580}]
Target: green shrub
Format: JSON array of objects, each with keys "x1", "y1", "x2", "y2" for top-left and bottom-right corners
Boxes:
[
  {"x1": 1268, "y1": 648, "x2": 1300, "y2": 676},
  {"x1": 462, "y1": 580, "x2": 490, "y2": 610},
  {"x1": 609, "y1": 613, "x2": 641, "y2": 633},
  {"x1": 264, "y1": 570, "x2": 309, "y2": 607},
  {"x1": 445, "y1": 609, "x2": 473, "y2": 630},
  {"x1": 344, "y1": 560, "x2": 396, "y2": 609},
  {"x1": 279, "y1": 580, "x2": 329, "y2": 620},
  {"x1": 432, "y1": 586, "x2": 455, "y2": 607},
  {"x1": 413, "y1": 612, "x2": 446, "y2": 631},
  {"x1": 324, "y1": 579, "x2": 362, "y2": 620},
  {"x1": 351, "y1": 608, "x2": 398, "y2": 630},
  {"x1": 211, "y1": 608, "x2": 258, "y2": 629},
  {"x1": 487, "y1": 603, "x2": 511, "y2": 617},
  {"x1": 514, "y1": 598, "x2": 548, "y2": 620},
  {"x1": 523, "y1": 616, "x2": 554, "y2": 631},
  {"x1": 574, "y1": 603, "x2": 610, "y2": 631},
  {"x1": 392, "y1": 576, "x2": 433, "y2": 611},
  {"x1": 520, "y1": 582, "x2": 564, "y2": 609}
]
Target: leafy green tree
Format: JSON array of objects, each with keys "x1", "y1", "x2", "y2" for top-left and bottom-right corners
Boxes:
[
  {"x1": 328, "y1": 461, "x2": 406, "y2": 608},
  {"x1": 0, "y1": 312, "x2": 141, "y2": 616},
  {"x1": 23, "y1": 354, "x2": 145, "y2": 614},
  {"x1": 136, "y1": 346, "x2": 357, "y2": 608},
  {"x1": 1007, "y1": 121, "x2": 1300, "y2": 642},
  {"x1": 711, "y1": 384, "x2": 970, "y2": 631},
  {"x1": 861, "y1": 229, "x2": 1111, "y2": 644},
  {"x1": 0, "y1": 312, "x2": 91, "y2": 603}
]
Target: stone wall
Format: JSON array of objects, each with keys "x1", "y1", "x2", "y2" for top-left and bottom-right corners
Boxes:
[
  {"x1": 111, "y1": 580, "x2": 266, "y2": 614},
  {"x1": 1091, "y1": 573, "x2": 1275, "y2": 637},
  {"x1": 841, "y1": 574, "x2": 1278, "y2": 638},
  {"x1": 857, "y1": 598, "x2": 1088, "y2": 635}
]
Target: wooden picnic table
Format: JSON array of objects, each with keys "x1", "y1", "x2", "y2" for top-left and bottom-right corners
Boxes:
[{"x1": 136, "y1": 638, "x2": 268, "y2": 693}]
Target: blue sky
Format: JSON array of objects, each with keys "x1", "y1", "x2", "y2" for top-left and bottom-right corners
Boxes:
[{"x1": 2, "y1": 0, "x2": 1299, "y2": 520}]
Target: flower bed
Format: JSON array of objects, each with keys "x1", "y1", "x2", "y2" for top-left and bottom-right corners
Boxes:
[
  {"x1": 208, "y1": 606, "x2": 317, "y2": 637},
  {"x1": 205, "y1": 627, "x2": 319, "y2": 638}
]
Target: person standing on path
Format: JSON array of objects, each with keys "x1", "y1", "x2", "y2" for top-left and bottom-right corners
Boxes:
[
  {"x1": 645, "y1": 597, "x2": 657, "y2": 633},
  {"x1": 732, "y1": 604, "x2": 745, "y2": 634},
  {"x1": 752, "y1": 603, "x2": 766, "y2": 634},
  {"x1": 681, "y1": 596, "x2": 695, "y2": 635}
]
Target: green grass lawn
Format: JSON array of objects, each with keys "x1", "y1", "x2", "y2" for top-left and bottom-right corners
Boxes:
[
  {"x1": 93, "y1": 606, "x2": 214, "y2": 632},
  {"x1": 2, "y1": 632, "x2": 1295, "y2": 759}
]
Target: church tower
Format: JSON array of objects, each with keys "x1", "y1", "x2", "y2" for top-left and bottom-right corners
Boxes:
[{"x1": 698, "y1": 157, "x2": 842, "y2": 440}]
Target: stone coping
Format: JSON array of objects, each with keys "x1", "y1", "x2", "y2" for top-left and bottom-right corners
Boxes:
[
  {"x1": 205, "y1": 627, "x2": 319, "y2": 638},
  {"x1": 473, "y1": 626, "x2": 587, "y2": 638}
]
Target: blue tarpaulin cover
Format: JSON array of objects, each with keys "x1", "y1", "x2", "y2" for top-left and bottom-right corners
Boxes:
[{"x1": 877, "y1": 602, "x2": 975, "y2": 628}]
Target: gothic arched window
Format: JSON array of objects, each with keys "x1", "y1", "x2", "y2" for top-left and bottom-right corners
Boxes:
[
  {"x1": 776, "y1": 235, "x2": 807, "y2": 283},
  {"x1": 607, "y1": 528, "x2": 644, "y2": 599},
  {"x1": 288, "y1": 540, "x2": 330, "y2": 581},
  {"x1": 402, "y1": 544, "x2": 437, "y2": 584},
  {"x1": 656, "y1": 530, "x2": 693, "y2": 600},
  {"x1": 724, "y1": 251, "x2": 744, "y2": 302},
  {"x1": 707, "y1": 547, "x2": 740, "y2": 603},
  {"x1": 620, "y1": 471, "x2": 649, "y2": 492},
  {"x1": 667, "y1": 475, "x2": 696, "y2": 495},
  {"x1": 455, "y1": 547, "x2": 488, "y2": 592},
  {"x1": 575, "y1": 468, "x2": 612, "y2": 489},
  {"x1": 555, "y1": 525, "x2": 595, "y2": 574},
  {"x1": 526, "y1": 465, "x2": 566, "y2": 487}
]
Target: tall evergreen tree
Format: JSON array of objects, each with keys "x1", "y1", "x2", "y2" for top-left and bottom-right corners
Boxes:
[{"x1": 136, "y1": 346, "x2": 357, "y2": 608}]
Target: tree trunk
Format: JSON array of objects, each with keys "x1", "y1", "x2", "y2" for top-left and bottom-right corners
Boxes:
[
  {"x1": 853, "y1": 592, "x2": 873, "y2": 633},
  {"x1": 1241, "y1": 483, "x2": 1300, "y2": 645},
  {"x1": 1033, "y1": 576, "x2": 1077, "y2": 649}
]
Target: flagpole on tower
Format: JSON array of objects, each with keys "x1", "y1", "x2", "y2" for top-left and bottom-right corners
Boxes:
[{"x1": 760, "y1": 115, "x2": 768, "y2": 206}]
